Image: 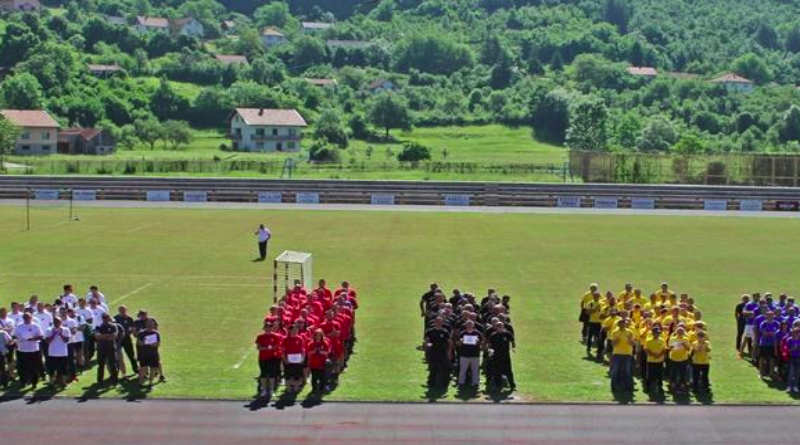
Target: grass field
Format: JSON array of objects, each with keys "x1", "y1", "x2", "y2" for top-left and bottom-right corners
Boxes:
[{"x1": 1, "y1": 204, "x2": 799, "y2": 403}]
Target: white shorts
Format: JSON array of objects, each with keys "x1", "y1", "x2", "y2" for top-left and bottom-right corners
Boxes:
[{"x1": 743, "y1": 325, "x2": 754, "y2": 339}]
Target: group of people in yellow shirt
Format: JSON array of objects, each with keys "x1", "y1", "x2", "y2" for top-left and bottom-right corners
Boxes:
[{"x1": 579, "y1": 282, "x2": 711, "y2": 395}]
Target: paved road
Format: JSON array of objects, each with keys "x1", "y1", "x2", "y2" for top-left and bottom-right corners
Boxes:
[
  {"x1": 2, "y1": 198, "x2": 800, "y2": 218},
  {"x1": 1, "y1": 398, "x2": 799, "y2": 444}
]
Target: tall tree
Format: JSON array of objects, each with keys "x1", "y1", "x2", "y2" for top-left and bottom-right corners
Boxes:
[
  {"x1": 786, "y1": 24, "x2": 800, "y2": 53},
  {"x1": 566, "y1": 96, "x2": 609, "y2": 151},
  {"x1": 0, "y1": 115, "x2": 20, "y2": 172},
  {"x1": 732, "y1": 53, "x2": 772, "y2": 85},
  {"x1": 0, "y1": 74, "x2": 44, "y2": 109},
  {"x1": 367, "y1": 93, "x2": 412, "y2": 139},
  {"x1": 604, "y1": 0, "x2": 630, "y2": 34}
]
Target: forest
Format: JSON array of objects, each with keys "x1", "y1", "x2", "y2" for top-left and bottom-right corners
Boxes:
[{"x1": 3, "y1": 0, "x2": 800, "y2": 159}]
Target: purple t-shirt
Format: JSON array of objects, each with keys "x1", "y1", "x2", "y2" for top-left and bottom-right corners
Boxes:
[
  {"x1": 759, "y1": 320, "x2": 780, "y2": 346},
  {"x1": 744, "y1": 303, "x2": 759, "y2": 325},
  {"x1": 788, "y1": 338, "x2": 800, "y2": 358}
]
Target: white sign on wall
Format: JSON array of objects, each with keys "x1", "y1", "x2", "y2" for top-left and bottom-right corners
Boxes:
[
  {"x1": 444, "y1": 194, "x2": 471, "y2": 206},
  {"x1": 371, "y1": 194, "x2": 396, "y2": 205},
  {"x1": 72, "y1": 190, "x2": 97, "y2": 201},
  {"x1": 556, "y1": 196, "x2": 582, "y2": 208},
  {"x1": 631, "y1": 198, "x2": 656, "y2": 209},
  {"x1": 739, "y1": 199, "x2": 763, "y2": 212},
  {"x1": 258, "y1": 192, "x2": 283, "y2": 203},
  {"x1": 593, "y1": 197, "x2": 619, "y2": 209},
  {"x1": 296, "y1": 192, "x2": 320, "y2": 204},
  {"x1": 183, "y1": 191, "x2": 208, "y2": 202},
  {"x1": 146, "y1": 190, "x2": 171, "y2": 201},
  {"x1": 703, "y1": 199, "x2": 727, "y2": 211},
  {"x1": 34, "y1": 189, "x2": 59, "y2": 200}
]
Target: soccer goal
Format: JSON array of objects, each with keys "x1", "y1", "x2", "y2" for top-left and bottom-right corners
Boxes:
[{"x1": 273, "y1": 250, "x2": 313, "y2": 303}]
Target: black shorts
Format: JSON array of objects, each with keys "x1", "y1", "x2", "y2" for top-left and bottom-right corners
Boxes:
[
  {"x1": 284, "y1": 363, "x2": 303, "y2": 379},
  {"x1": 138, "y1": 350, "x2": 160, "y2": 368},
  {"x1": 259, "y1": 358, "x2": 281, "y2": 379},
  {"x1": 72, "y1": 342, "x2": 84, "y2": 353},
  {"x1": 47, "y1": 356, "x2": 68, "y2": 376},
  {"x1": 760, "y1": 345, "x2": 775, "y2": 359}
]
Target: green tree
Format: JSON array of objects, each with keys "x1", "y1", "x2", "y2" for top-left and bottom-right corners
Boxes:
[
  {"x1": 397, "y1": 142, "x2": 432, "y2": 164},
  {"x1": 0, "y1": 19, "x2": 42, "y2": 66},
  {"x1": 674, "y1": 132, "x2": 705, "y2": 154},
  {"x1": 370, "y1": 0, "x2": 394, "y2": 22},
  {"x1": 565, "y1": 96, "x2": 609, "y2": 151},
  {"x1": 732, "y1": 53, "x2": 772, "y2": 85},
  {"x1": 394, "y1": 34, "x2": 473, "y2": 75},
  {"x1": 368, "y1": 93, "x2": 412, "y2": 139},
  {"x1": 0, "y1": 115, "x2": 20, "y2": 172},
  {"x1": 134, "y1": 118, "x2": 163, "y2": 150},
  {"x1": 614, "y1": 113, "x2": 641, "y2": 149},
  {"x1": 162, "y1": 120, "x2": 194, "y2": 150},
  {"x1": 151, "y1": 78, "x2": 189, "y2": 120},
  {"x1": 314, "y1": 108, "x2": 349, "y2": 148},
  {"x1": 254, "y1": 1, "x2": 292, "y2": 29},
  {"x1": 0, "y1": 74, "x2": 44, "y2": 109},
  {"x1": 604, "y1": 0, "x2": 630, "y2": 34},
  {"x1": 779, "y1": 105, "x2": 800, "y2": 143},
  {"x1": 786, "y1": 24, "x2": 800, "y2": 53},
  {"x1": 291, "y1": 36, "x2": 327, "y2": 71},
  {"x1": 637, "y1": 116, "x2": 677, "y2": 152}
]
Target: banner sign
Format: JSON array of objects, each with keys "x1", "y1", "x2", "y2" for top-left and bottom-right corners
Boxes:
[
  {"x1": 444, "y1": 194, "x2": 471, "y2": 206},
  {"x1": 34, "y1": 189, "x2": 59, "y2": 200},
  {"x1": 183, "y1": 191, "x2": 208, "y2": 202},
  {"x1": 703, "y1": 199, "x2": 727, "y2": 211},
  {"x1": 556, "y1": 196, "x2": 581, "y2": 208},
  {"x1": 146, "y1": 190, "x2": 171, "y2": 202},
  {"x1": 630, "y1": 198, "x2": 656, "y2": 209},
  {"x1": 593, "y1": 197, "x2": 618, "y2": 209},
  {"x1": 775, "y1": 200, "x2": 800, "y2": 211},
  {"x1": 739, "y1": 199, "x2": 763, "y2": 212},
  {"x1": 296, "y1": 192, "x2": 320, "y2": 204},
  {"x1": 371, "y1": 194, "x2": 395, "y2": 205},
  {"x1": 72, "y1": 190, "x2": 96, "y2": 201},
  {"x1": 257, "y1": 192, "x2": 283, "y2": 203}
]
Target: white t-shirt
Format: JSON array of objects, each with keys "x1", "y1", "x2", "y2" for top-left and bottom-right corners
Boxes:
[
  {"x1": 14, "y1": 323, "x2": 44, "y2": 353},
  {"x1": 46, "y1": 327, "x2": 70, "y2": 357},
  {"x1": 34, "y1": 311, "x2": 54, "y2": 329},
  {"x1": 0, "y1": 330, "x2": 11, "y2": 355},
  {"x1": 62, "y1": 317, "x2": 80, "y2": 344},
  {"x1": 0, "y1": 316, "x2": 15, "y2": 333},
  {"x1": 90, "y1": 307, "x2": 107, "y2": 328},
  {"x1": 86, "y1": 292, "x2": 107, "y2": 305},
  {"x1": 75, "y1": 307, "x2": 93, "y2": 326},
  {"x1": 258, "y1": 227, "x2": 271, "y2": 242},
  {"x1": 9, "y1": 312, "x2": 25, "y2": 326},
  {"x1": 61, "y1": 293, "x2": 78, "y2": 308}
]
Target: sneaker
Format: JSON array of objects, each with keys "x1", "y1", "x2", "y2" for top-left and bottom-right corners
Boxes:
[
  {"x1": 260, "y1": 389, "x2": 268, "y2": 398},
  {"x1": 158, "y1": 376, "x2": 167, "y2": 383}
]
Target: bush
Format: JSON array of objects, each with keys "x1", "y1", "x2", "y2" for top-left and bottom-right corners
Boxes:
[
  {"x1": 309, "y1": 142, "x2": 342, "y2": 163},
  {"x1": 397, "y1": 142, "x2": 432, "y2": 163}
]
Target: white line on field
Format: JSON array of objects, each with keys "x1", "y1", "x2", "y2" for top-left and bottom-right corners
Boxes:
[
  {"x1": 232, "y1": 348, "x2": 255, "y2": 370},
  {"x1": 110, "y1": 283, "x2": 155, "y2": 305},
  {"x1": 181, "y1": 283, "x2": 265, "y2": 287},
  {"x1": 126, "y1": 223, "x2": 159, "y2": 234}
]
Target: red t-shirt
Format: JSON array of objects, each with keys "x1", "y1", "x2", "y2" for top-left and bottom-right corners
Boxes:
[
  {"x1": 256, "y1": 331, "x2": 284, "y2": 360},
  {"x1": 307, "y1": 338, "x2": 331, "y2": 370},
  {"x1": 282, "y1": 335, "x2": 306, "y2": 356}
]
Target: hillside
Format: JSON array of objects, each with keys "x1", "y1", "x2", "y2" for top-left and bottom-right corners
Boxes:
[{"x1": 2, "y1": 0, "x2": 800, "y2": 163}]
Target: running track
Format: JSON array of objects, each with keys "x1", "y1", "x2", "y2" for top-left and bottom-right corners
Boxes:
[{"x1": 1, "y1": 398, "x2": 799, "y2": 444}]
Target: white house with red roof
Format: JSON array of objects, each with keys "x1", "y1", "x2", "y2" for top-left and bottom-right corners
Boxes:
[
  {"x1": 627, "y1": 66, "x2": 658, "y2": 79},
  {"x1": 228, "y1": 108, "x2": 307, "y2": 152},
  {"x1": 0, "y1": 109, "x2": 60, "y2": 156},
  {"x1": 135, "y1": 16, "x2": 170, "y2": 34},
  {"x1": 710, "y1": 73, "x2": 754, "y2": 93},
  {"x1": 261, "y1": 27, "x2": 287, "y2": 48}
]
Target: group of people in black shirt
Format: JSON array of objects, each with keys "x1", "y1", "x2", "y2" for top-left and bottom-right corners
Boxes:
[
  {"x1": 419, "y1": 283, "x2": 516, "y2": 394},
  {"x1": 0, "y1": 284, "x2": 165, "y2": 391}
]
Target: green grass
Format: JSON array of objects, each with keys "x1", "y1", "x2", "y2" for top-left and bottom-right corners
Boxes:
[{"x1": 1, "y1": 205, "x2": 799, "y2": 403}]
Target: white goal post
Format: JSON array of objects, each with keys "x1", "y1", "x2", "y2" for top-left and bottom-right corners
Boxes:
[{"x1": 273, "y1": 250, "x2": 313, "y2": 303}]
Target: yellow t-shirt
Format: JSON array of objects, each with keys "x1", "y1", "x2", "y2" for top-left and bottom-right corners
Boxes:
[
  {"x1": 611, "y1": 327, "x2": 635, "y2": 356},
  {"x1": 692, "y1": 341, "x2": 711, "y2": 364},
  {"x1": 632, "y1": 296, "x2": 648, "y2": 307},
  {"x1": 584, "y1": 300, "x2": 603, "y2": 323},
  {"x1": 581, "y1": 292, "x2": 594, "y2": 307},
  {"x1": 668, "y1": 336, "x2": 691, "y2": 362},
  {"x1": 603, "y1": 315, "x2": 620, "y2": 333},
  {"x1": 644, "y1": 337, "x2": 667, "y2": 363}
]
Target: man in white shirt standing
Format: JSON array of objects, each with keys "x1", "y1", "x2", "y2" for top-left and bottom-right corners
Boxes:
[
  {"x1": 13, "y1": 312, "x2": 44, "y2": 388},
  {"x1": 75, "y1": 299, "x2": 94, "y2": 364},
  {"x1": 255, "y1": 224, "x2": 272, "y2": 261},
  {"x1": 86, "y1": 285, "x2": 107, "y2": 307},
  {"x1": 60, "y1": 284, "x2": 78, "y2": 309},
  {"x1": 45, "y1": 317, "x2": 71, "y2": 386},
  {"x1": 8, "y1": 302, "x2": 25, "y2": 326}
]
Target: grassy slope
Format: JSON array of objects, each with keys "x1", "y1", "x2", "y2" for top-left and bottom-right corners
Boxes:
[{"x1": 1, "y1": 205, "x2": 799, "y2": 403}]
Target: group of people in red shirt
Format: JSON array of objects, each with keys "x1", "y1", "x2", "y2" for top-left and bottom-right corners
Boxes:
[{"x1": 255, "y1": 279, "x2": 358, "y2": 399}]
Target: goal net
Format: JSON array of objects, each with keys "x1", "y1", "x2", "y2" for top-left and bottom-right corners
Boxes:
[{"x1": 273, "y1": 250, "x2": 313, "y2": 303}]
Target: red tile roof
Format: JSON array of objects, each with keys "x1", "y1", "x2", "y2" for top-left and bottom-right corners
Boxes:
[
  {"x1": 59, "y1": 128, "x2": 103, "y2": 141},
  {"x1": 0, "y1": 109, "x2": 59, "y2": 128},
  {"x1": 215, "y1": 55, "x2": 249, "y2": 65},
  {"x1": 87, "y1": 63, "x2": 123, "y2": 72},
  {"x1": 627, "y1": 66, "x2": 658, "y2": 76},
  {"x1": 305, "y1": 78, "x2": 338, "y2": 86},
  {"x1": 711, "y1": 73, "x2": 752, "y2": 84},
  {"x1": 233, "y1": 109, "x2": 307, "y2": 127}
]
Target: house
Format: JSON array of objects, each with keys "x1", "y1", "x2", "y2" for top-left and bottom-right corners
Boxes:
[
  {"x1": 305, "y1": 78, "x2": 338, "y2": 88},
  {"x1": 134, "y1": 16, "x2": 169, "y2": 34},
  {"x1": 0, "y1": 109, "x2": 60, "y2": 156},
  {"x1": 215, "y1": 54, "x2": 249, "y2": 65},
  {"x1": 368, "y1": 79, "x2": 396, "y2": 93},
  {"x1": 261, "y1": 27, "x2": 287, "y2": 48},
  {"x1": 302, "y1": 21, "x2": 333, "y2": 34},
  {"x1": 710, "y1": 73, "x2": 755, "y2": 93},
  {"x1": 174, "y1": 17, "x2": 205, "y2": 38},
  {"x1": 228, "y1": 108, "x2": 307, "y2": 152},
  {"x1": 0, "y1": 0, "x2": 40, "y2": 12},
  {"x1": 221, "y1": 19, "x2": 236, "y2": 34},
  {"x1": 87, "y1": 63, "x2": 124, "y2": 78},
  {"x1": 104, "y1": 15, "x2": 128, "y2": 26},
  {"x1": 57, "y1": 128, "x2": 116, "y2": 155},
  {"x1": 627, "y1": 66, "x2": 658, "y2": 79},
  {"x1": 326, "y1": 39, "x2": 372, "y2": 49}
]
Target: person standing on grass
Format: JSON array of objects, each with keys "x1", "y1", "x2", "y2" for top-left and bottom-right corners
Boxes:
[
  {"x1": 13, "y1": 312, "x2": 44, "y2": 388},
  {"x1": 691, "y1": 331, "x2": 711, "y2": 393},
  {"x1": 0, "y1": 325, "x2": 13, "y2": 388},
  {"x1": 137, "y1": 319, "x2": 161, "y2": 387},
  {"x1": 644, "y1": 325, "x2": 667, "y2": 395},
  {"x1": 758, "y1": 311, "x2": 780, "y2": 379},
  {"x1": 584, "y1": 292, "x2": 604, "y2": 360},
  {"x1": 735, "y1": 295, "x2": 749, "y2": 352},
  {"x1": 133, "y1": 310, "x2": 166, "y2": 383},
  {"x1": 486, "y1": 321, "x2": 515, "y2": 391},
  {"x1": 94, "y1": 314, "x2": 119, "y2": 385},
  {"x1": 307, "y1": 329, "x2": 331, "y2": 394},
  {"x1": 255, "y1": 321, "x2": 284, "y2": 398},
  {"x1": 457, "y1": 320, "x2": 482, "y2": 389},
  {"x1": 610, "y1": 318, "x2": 636, "y2": 393},
  {"x1": 45, "y1": 317, "x2": 71, "y2": 387},
  {"x1": 579, "y1": 283, "x2": 599, "y2": 343},
  {"x1": 255, "y1": 224, "x2": 271, "y2": 261},
  {"x1": 424, "y1": 316, "x2": 452, "y2": 390},
  {"x1": 668, "y1": 326, "x2": 691, "y2": 393},
  {"x1": 282, "y1": 323, "x2": 306, "y2": 393},
  {"x1": 114, "y1": 306, "x2": 138, "y2": 376},
  {"x1": 59, "y1": 284, "x2": 78, "y2": 309},
  {"x1": 786, "y1": 328, "x2": 800, "y2": 393},
  {"x1": 0, "y1": 307, "x2": 17, "y2": 382}
]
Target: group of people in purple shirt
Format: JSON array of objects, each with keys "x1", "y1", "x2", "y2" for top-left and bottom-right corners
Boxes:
[{"x1": 736, "y1": 292, "x2": 800, "y2": 393}]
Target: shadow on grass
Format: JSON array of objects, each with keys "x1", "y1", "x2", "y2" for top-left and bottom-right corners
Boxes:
[
  {"x1": 421, "y1": 384, "x2": 449, "y2": 402},
  {"x1": 454, "y1": 385, "x2": 480, "y2": 401},
  {"x1": 612, "y1": 390, "x2": 636, "y2": 405}
]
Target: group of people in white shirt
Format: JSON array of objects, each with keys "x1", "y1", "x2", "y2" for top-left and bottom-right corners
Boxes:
[{"x1": 0, "y1": 284, "x2": 165, "y2": 390}]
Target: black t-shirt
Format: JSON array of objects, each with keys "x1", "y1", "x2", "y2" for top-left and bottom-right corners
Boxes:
[
  {"x1": 735, "y1": 302, "x2": 747, "y2": 323},
  {"x1": 425, "y1": 327, "x2": 450, "y2": 354},
  {"x1": 458, "y1": 331, "x2": 482, "y2": 357},
  {"x1": 114, "y1": 314, "x2": 135, "y2": 337},
  {"x1": 421, "y1": 290, "x2": 437, "y2": 306},
  {"x1": 137, "y1": 330, "x2": 161, "y2": 351},
  {"x1": 133, "y1": 317, "x2": 159, "y2": 333},
  {"x1": 489, "y1": 331, "x2": 514, "y2": 358},
  {"x1": 95, "y1": 323, "x2": 118, "y2": 350}
]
